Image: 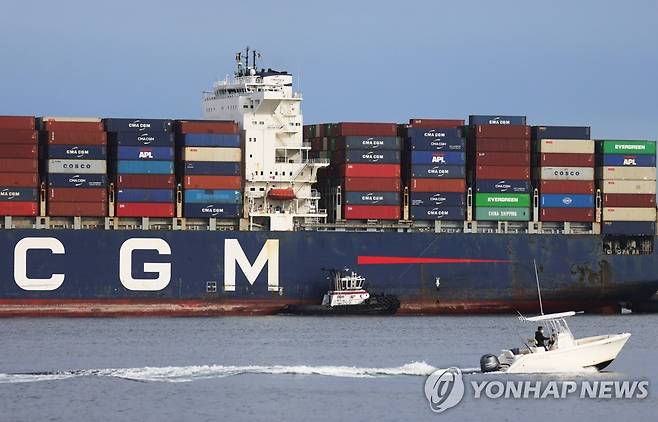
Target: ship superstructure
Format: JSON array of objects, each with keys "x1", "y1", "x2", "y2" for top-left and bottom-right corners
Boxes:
[{"x1": 202, "y1": 48, "x2": 328, "y2": 231}]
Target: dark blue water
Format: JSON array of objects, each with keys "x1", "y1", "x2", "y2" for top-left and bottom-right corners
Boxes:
[{"x1": 1, "y1": 315, "x2": 656, "y2": 421}]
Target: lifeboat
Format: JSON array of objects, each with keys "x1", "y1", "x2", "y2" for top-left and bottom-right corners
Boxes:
[{"x1": 267, "y1": 187, "x2": 296, "y2": 200}]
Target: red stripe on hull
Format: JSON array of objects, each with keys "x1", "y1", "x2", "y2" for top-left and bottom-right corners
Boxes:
[{"x1": 358, "y1": 256, "x2": 512, "y2": 264}]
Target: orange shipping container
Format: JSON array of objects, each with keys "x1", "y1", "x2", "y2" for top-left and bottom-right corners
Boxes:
[
  {"x1": 184, "y1": 175, "x2": 242, "y2": 189},
  {"x1": 410, "y1": 178, "x2": 466, "y2": 193}
]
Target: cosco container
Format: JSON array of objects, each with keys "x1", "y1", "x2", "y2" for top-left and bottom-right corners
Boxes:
[
  {"x1": 476, "y1": 152, "x2": 530, "y2": 166},
  {"x1": 176, "y1": 120, "x2": 239, "y2": 134},
  {"x1": 48, "y1": 173, "x2": 107, "y2": 188},
  {"x1": 410, "y1": 192, "x2": 465, "y2": 207},
  {"x1": 48, "y1": 188, "x2": 107, "y2": 202},
  {"x1": 182, "y1": 162, "x2": 241, "y2": 176},
  {"x1": 410, "y1": 206, "x2": 465, "y2": 220},
  {"x1": 475, "y1": 193, "x2": 530, "y2": 207},
  {"x1": 410, "y1": 178, "x2": 465, "y2": 193},
  {"x1": 104, "y1": 118, "x2": 172, "y2": 133},
  {"x1": 117, "y1": 146, "x2": 174, "y2": 161},
  {"x1": 537, "y1": 167, "x2": 594, "y2": 181},
  {"x1": 475, "y1": 138, "x2": 530, "y2": 152},
  {"x1": 338, "y1": 136, "x2": 401, "y2": 150},
  {"x1": 184, "y1": 175, "x2": 242, "y2": 190},
  {"x1": 344, "y1": 191, "x2": 400, "y2": 205},
  {"x1": 0, "y1": 202, "x2": 37, "y2": 216},
  {"x1": 540, "y1": 194, "x2": 594, "y2": 208},
  {"x1": 468, "y1": 115, "x2": 527, "y2": 126},
  {"x1": 343, "y1": 177, "x2": 400, "y2": 192},
  {"x1": 180, "y1": 133, "x2": 241, "y2": 147},
  {"x1": 342, "y1": 204, "x2": 400, "y2": 220},
  {"x1": 540, "y1": 208, "x2": 594, "y2": 222},
  {"x1": 0, "y1": 145, "x2": 38, "y2": 158},
  {"x1": 183, "y1": 203, "x2": 241, "y2": 218},
  {"x1": 596, "y1": 166, "x2": 656, "y2": 181},
  {"x1": 603, "y1": 194, "x2": 656, "y2": 208},
  {"x1": 406, "y1": 136, "x2": 466, "y2": 152},
  {"x1": 48, "y1": 159, "x2": 107, "y2": 174},
  {"x1": 603, "y1": 207, "x2": 657, "y2": 221},
  {"x1": 0, "y1": 130, "x2": 38, "y2": 144},
  {"x1": 113, "y1": 131, "x2": 175, "y2": 146},
  {"x1": 475, "y1": 179, "x2": 530, "y2": 194},
  {"x1": 475, "y1": 207, "x2": 530, "y2": 221},
  {"x1": 116, "y1": 174, "x2": 174, "y2": 189},
  {"x1": 47, "y1": 145, "x2": 106, "y2": 160},
  {"x1": 538, "y1": 139, "x2": 594, "y2": 154},
  {"x1": 116, "y1": 189, "x2": 174, "y2": 203},
  {"x1": 601, "y1": 154, "x2": 656, "y2": 167},
  {"x1": 405, "y1": 127, "x2": 463, "y2": 142},
  {"x1": 539, "y1": 180, "x2": 594, "y2": 194},
  {"x1": 47, "y1": 131, "x2": 107, "y2": 145},
  {"x1": 600, "y1": 140, "x2": 656, "y2": 155},
  {"x1": 335, "y1": 149, "x2": 400, "y2": 164},
  {"x1": 116, "y1": 161, "x2": 173, "y2": 174},
  {"x1": 184, "y1": 189, "x2": 242, "y2": 204},
  {"x1": 342, "y1": 164, "x2": 400, "y2": 178},
  {"x1": 532, "y1": 126, "x2": 590, "y2": 140},
  {"x1": 116, "y1": 203, "x2": 174, "y2": 217},
  {"x1": 183, "y1": 147, "x2": 242, "y2": 162},
  {"x1": 411, "y1": 165, "x2": 466, "y2": 179},
  {"x1": 602, "y1": 221, "x2": 656, "y2": 235},
  {"x1": 411, "y1": 151, "x2": 465, "y2": 165},
  {"x1": 48, "y1": 202, "x2": 106, "y2": 217},
  {"x1": 600, "y1": 180, "x2": 656, "y2": 194},
  {"x1": 0, "y1": 187, "x2": 38, "y2": 201},
  {"x1": 476, "y1": 166, "x2": 530, "y2": 180},
  {"x1": 539, "y1": 153, "x2": 594, "y2": 167}
]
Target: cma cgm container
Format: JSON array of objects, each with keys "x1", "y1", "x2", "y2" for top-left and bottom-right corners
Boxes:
[{"x1": 0, "y1": 116, "x2": 38, "y2": 216}]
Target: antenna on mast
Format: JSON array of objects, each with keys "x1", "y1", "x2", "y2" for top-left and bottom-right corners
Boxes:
[{"x1": 533, "y1": 259, "x2": 544, "y2": 315}]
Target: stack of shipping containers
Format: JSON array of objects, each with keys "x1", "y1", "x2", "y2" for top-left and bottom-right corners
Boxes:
[
  {"x1": 469, "y1": 115, "x2": 531, "y2": 222},
  {"x1": 42, "y1": 117, "x2": 107, "y2": 217},
  {"x1": 533, "y1": 126, "x2": 595, "y2": 222},
  {"x1": 106, "y1": 119, "x2": 175, "y2": 218},
  {"x1": 598, "y1": 139, "x2": 657, "y2": 235},
  {"x1": 0, "y1": 116, "x2": 38, "y2": 216},
  {"x1": 402, "y1": 118, "x2": 467, "y2": 221},
  {"x1": 176, "y1": 120, "x2": 242, "y2": 219}
]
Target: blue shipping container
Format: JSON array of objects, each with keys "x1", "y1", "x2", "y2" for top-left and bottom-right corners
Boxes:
[
  {"x1": 406, "y1": 127, "x2": 463, "y2": 141},
  {"x1": 410, "y1": 165, "x2": 466, "y2": 179},
  {"x1": 344, "y1": 191, "x2": 400, "y2": 206},
  {"x1": 117, "y1": 161, "x2": 174, "y2": 175},
  {"x1": 541, "y1": 194, "x2": 594, "y2": 208},
  {"x1": 342, "y1": 136, "x2": 401, "y2": 150},
  {"x1": 475, "y1": 180, "x2": 531, "y2": 194},
  {"x1": 602, "y1": 221, "x2": 656, "y2": 235},
  {"x1": 113, "y1": 131, "x2": 175, "y2": 146},
  {"x1": 185, "y1": 189, "x2": 242, "y2": 204},
  {"x1": 181, "y1": 133, "x2": 241, "y2": 147},
  {"x1": 407, "y1": 136, "x2": 465, "y2": 152},
  {"x1": 0, "y1": 187, "x2": 38, "y2": 202},
  {"x1": 469, "y1": 115, "x2": 527, "y2": 125},
  {"x1": 117, "y1": 189, "x2": 174, "y2": 203},
  {"x1": 48, "y1": 145, "x2": 107, "y2": 160},
  {"x1": 47, "y1": 173, "x2": 107, "y2": 188},
  {"x1": 602, "y1": 154, "x2": 656, "y2": 167},
  {"x1": 182, "y1": 161, "x2": 241, "y2": 176},
  {"x1": 411, "y1": 206, "x2": 465, "y2": 221},
  {"x1": 184, "y1": 203, "x2": 241, "y2": 218},
  {"x1": 104, "y1": 118, "x2": 172, "y2": 133},
  {"x1": 410, "y1": 192, "x2": 465, "y2": 207},
  {"x1": 117, "y1": 146, "x2": 174, "y2": 161},
  {"x1": 342, "y1": 150, "x2": 400, "y2": 164},
  {"x1": 532, "y1": 126, "x2": 590, "y2": 140},
  {"x1": 411, "y1": 151, "x2": 466, "y2": 165}
]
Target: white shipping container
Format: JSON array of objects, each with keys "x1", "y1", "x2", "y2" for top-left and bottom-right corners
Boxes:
[
  {"x1": 183, "y1": 147, "x2": 242, "y2": 162},
  {"x1": 596, "y1": 166, "x2": 657, "y2": 181},
  {"x1": 41, "y1": 116, "x2": 102, "y2": 122},
  {"x1": 538, "y1": 167, "x2": 594, "y2": 181},
  {"x1": 47, "y1": 159, "x2": 106, "y2": 174},
  {"x1": 601, "y1": 180, "x2": 656, "y2": 194},
  {"x1": 603, "y1": 207, "x2": 657, "y2": 221},
  {"x1": 539, "y1": 139, "x2": 594, "y2": 154}
]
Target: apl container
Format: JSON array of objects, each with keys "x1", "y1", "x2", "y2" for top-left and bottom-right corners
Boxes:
[
  {"x1": 532, "y1": 126, "x2": 591, "y2": 140},
  {"x1": 179, "y1": 133, "x2": 241, "y2": 147},
  {"x1": 116, "y1": 161, "x2": 174, "y2": 174},
  {"x1": 47, "y1": 145, "x2": 107, "y2": 160},
  {"x1": 601, "y1": 155, "x2": 656, "y2": 167},
  {"x1": 410, "y1": 206, "x2": 465, "y2": 220},
  {"x1": 468, "y1": 115, "x2": 527, "y2": 125},
  {"x1": 602, "y1": 221, "x2": 656, "y2": 235},
  {"x1": 411, "y1": 151, "x2": 465, "y2": 165},
  {"x1": 475, "y1": 179, "x2": 531, "y2": 194},
  {"x1": 48, "y1": 173, "x2": 107, "y2": 188},
  {"x1": 104, "y1": 118, "x2": 173, "y2": 133},
  {"x1": 600, "y1": 140, "x2": 656, "y2": 155},
  {"x1": 475, "y1": 193, "x2": 531, "y2": 208},
  {"x1": 116, "y1": 189, "x2": 174, "y2": 203},
  {"x1": 117, "y1": 146, "x2": 174, "y2": 161},
  {"x1": 113, "y1": 131, "x2": 175, "y2": 146},
  {"x1": 540, "y1": 194, "x2": 594, "y2": 208},
  {"x1": 475, "y1": 207, "x2": 530, "y2": 221},
  {"x1": 184, "y1": 189, "x2": 242, "y2": 204},
  {"x1": 47, "y1": 159, "x2": 107, "y2": 174},
  {"x1": 410, "y1": 192, "x2": 465, "y2": 207},
  {"x1": 344, "y1": 191, "x2": 400, "y2": 205},
  {"x1": 411, "y1": 165, "x2": 466, "y2": 179},
  {"x1": 182, "y1": 162, "x2": 241, "y2": 176}
]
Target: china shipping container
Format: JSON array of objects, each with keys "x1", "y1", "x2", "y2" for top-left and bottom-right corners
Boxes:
[
  {"x1": 410, "y1": 178, "x2": 465, "y2": 192},
  {"x1": 0, "y1": 130, "x2": 38, "y2": 144},
  {"x1": 183, "y1": 203, "x2": 241, "y2": 218},
  {"x1": 596, "y1": 167, "x2": 656, "y2": 181},
  {"x1": 540, "y1": 194, "x2": 594, "y2": 208},
  {"x1": 116, "y1": 174, "x2": 175, "y2": 189},
  {"x1": 603, "y1": 194, "x2": 656, "y2": 208},
  {"x1": 116, "y1": 189, "x2": 175, "y2": 203},
  {"x1": 475, "y1": 207, "x2": 530, "y2": 221},
  {"x1": 182, "y1": 162, "x2": 241, "y2": 176},
  {"x1": 475, "y1": 179, "x2": 531, "y2": 193},
  {"x1": 342, "y1": 204, "x2": 400, "y2": 220},
  {"x1": 468, "y1": 115, "x2": 527, "y2": 126},
  {"x1": 104, "y1": 118, "x2": 173, "y2": 133},
  {"x1": 0, "y1": 187, "x2": 38, "y2": 201},
  {"x1": 344, "y1": 191, "x2": 400, "y2": 205},
  {"x1": 475, "y1": 166, "x2": 529, "y2": 180},
  {"x1": 603, "y1": 207, "x2": 657, "y2": 221},
  {"x1": 538, "y1": 139, "x2": 594, "y2": 154},
  {"x1": 48, "y1": 202, "x2": 106, "y2": 217},
  {"x1": 116, "y1": 203, "x2": 175, "y2": 217},
  {"x1": 113, "y1": 131, "x2": 175, "y2": 146},
  {"x1": 0, "y1": 202, "x2": 38, "y2": 216},
  {"x1": 602, "y1": 221, "x2": 656, "y2": 235},
  {"x1": 476, "y1": 152, "x2": 530, "y2": 166},
  {"x1": 539, "y1": 153, "x2": 594, "y2": 167},
  {"x1": 47, "y1": 145, "x2": 107, "y2": 160},
  {"x1": 537, "y1": 167, "x2": 594, "y2": 181},
  {"x1": 48, "y1": 188, "x2": 107, "y2": 202},
  {"x1": 177, "y1": 120, "x2": 239, "y2": 134},
  {"x1": 412, "y1": 165, "x2": 466, "y2": 179},
  {"x1": 600, "y1": 180, "x2": 656, "y2": 194},
  {"x1": 343, "y1": 177, "x2": 400, "y2": 192},
  {"x1": 539, "y1": 180, "x2": 595, "y2": 194},
  {"x1": 540, "y1": 208, "x2": 594, "y2": 222},
  {"x1": 475, "y1": 193, "x2": 531, "y2": 207},
  {"x1": 0, "y1": 145, "x2": 38, "y2": 158},
  {"x1": 410, "y1": 192, "x2": 465, "y2": 207},
  {"x1": 0, "y1": 116, "x2": 36, "y2": 130},
  {"x1": 475, "y1": 138, "x2": 530, "y2": 152},
  {"x1": 410, "y1": 206, "x2": 466, "y2": 220},
  {"x1": 342, "y1": 164, "x2": 400, "y2": 178},
  {"x1": 532, "y1": 126, "x2": 590, "y2": 140},
  {"x1": 46, "y1": 131, "x2": 108, "y2": 145},
  {"x1": 601, "y1": 154, "x2": 656, "y2": 167}
]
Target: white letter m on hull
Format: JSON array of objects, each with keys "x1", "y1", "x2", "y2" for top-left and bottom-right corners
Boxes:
[{"x1": 224, "y1": 239, "x2": 279, "y2": 292}]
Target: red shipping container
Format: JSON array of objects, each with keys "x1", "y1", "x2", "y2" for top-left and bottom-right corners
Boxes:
[
  {"x1": 116, "y1": 203, "x2": 175, "y2": 217},
  {"x1": 474, "y1": 125, "x2": 530, "y2": 139},
  {"x1": 48, "y1": 188, "x2": 107, "y2": 202},
  {"x1": 476, "y1": 152, "x2": 530, "y2": 166},
  {"x1": 342, "y1": 177, "x2": 400, "y2": 192},
  {"x1": 0, "y1": 130, "x2": 38, "y2": 144},
  {"x1": 540, "y1": 153, "x2": 594, "y2": 167},
  {"x1": 603, "y1": 194, "x2": 656, "y2": 208},
  {"x1": 476, "y1": 166, "x2": 529, "y2": 180},
  {"x1": 540, "y1": 180, "x2": 594, "y2": 194},
  {"x1": 42, "y1": 120, "x2": 104, "y2": 132},
  {"x1": 184, "y1": 175, "x2": 242, "y2": 189},
  {"x1": 341, "y1": 164, "x2": 400, "y2": 178},
  {"x1": 408, "y1": 118, "x2": 465, "y2": 128},
  {"x1": 342, "y1": 205, "x2": 400, "y2": 220},
  {"x1": 0, "y1": 116, "x2": 35, "y2": 130},
  {"x1": 334, "y1": 122, "x2": 397, "y2": 137},
  {"x1": 48, "y1": 131, "x2": 107, "y2": 145},
  {"x1": 0, "y1": 145, "x2": 38, "y2": 158},
  {"x1": 116, "y1": 174, "x2": 175, "y2": 189},
  {"x1": 411, "y1": 178, "x2": 466, "y2": 193},
  {"x1": 475, "y1": 138, "x2": 530, "y2": 152},
  {"x1": 177, "y1": 120, "x2": 239, "y2": 134},
  {"x1": 0, "y1": 159, "x2": 38, "y2": 173},
  {"x1": 540, "y1": 208, "x2": 594, "y2": 222},
  {"x1": 0, "y1": 173, "x2": 38, "y2": 187},
  {"x1": 0, "y1": 201, "x2": 38, "y2": 216},
  {"x1": 48, "y1": 202, "x2": 107, "y2": 217}
]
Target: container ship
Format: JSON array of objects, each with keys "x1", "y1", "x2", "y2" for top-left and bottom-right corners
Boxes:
[{"x1": 0, "y1": 49, "x2": 657, "y2": 316}]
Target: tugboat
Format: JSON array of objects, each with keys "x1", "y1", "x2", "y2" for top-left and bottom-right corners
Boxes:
[{"x1": 281, "y1": 269, "x2": 399, "y2": 315}]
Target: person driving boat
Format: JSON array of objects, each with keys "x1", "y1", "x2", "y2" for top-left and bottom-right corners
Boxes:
[{"x1": 534, "y1": 326, "x2": 551, "y2": 350}]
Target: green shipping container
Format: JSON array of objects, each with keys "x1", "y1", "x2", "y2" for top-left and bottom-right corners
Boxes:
[
  {"x1": 475, "y1": 193, "x2": 531, "y2": 207},
  {"x1": 601, "y1": 140, "x2": 656, "y2": 155},
  {"x1": 476, "y1": 207, "x2": 531, "y2": 221}
]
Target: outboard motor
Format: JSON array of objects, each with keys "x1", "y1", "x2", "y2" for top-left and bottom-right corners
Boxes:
[{"x1": 480, "y1": 354, "x2": 501, "y2": 373}]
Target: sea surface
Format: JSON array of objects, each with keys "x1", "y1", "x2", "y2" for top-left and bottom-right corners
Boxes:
[{"x1": 0, "y1": 315, "x2": 656, "y2": 421}]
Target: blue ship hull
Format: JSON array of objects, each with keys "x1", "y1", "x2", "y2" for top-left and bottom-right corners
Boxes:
[{"x1": 0, "y1": 230, "x2": 657, "y2": 316}]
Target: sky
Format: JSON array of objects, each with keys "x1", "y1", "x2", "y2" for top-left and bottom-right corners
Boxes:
[{"x1": 0, "y1": 0, "x2": 657, "y2": 139}]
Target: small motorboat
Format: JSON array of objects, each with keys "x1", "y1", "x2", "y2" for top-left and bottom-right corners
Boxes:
[{"x1": 281, "y1": 268, "x2": 399, "y2": 316}]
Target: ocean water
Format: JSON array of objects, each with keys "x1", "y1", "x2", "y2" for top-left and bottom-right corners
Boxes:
[{"x1": 0, "y1": 315, "x2": 656, "y2": 421}]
